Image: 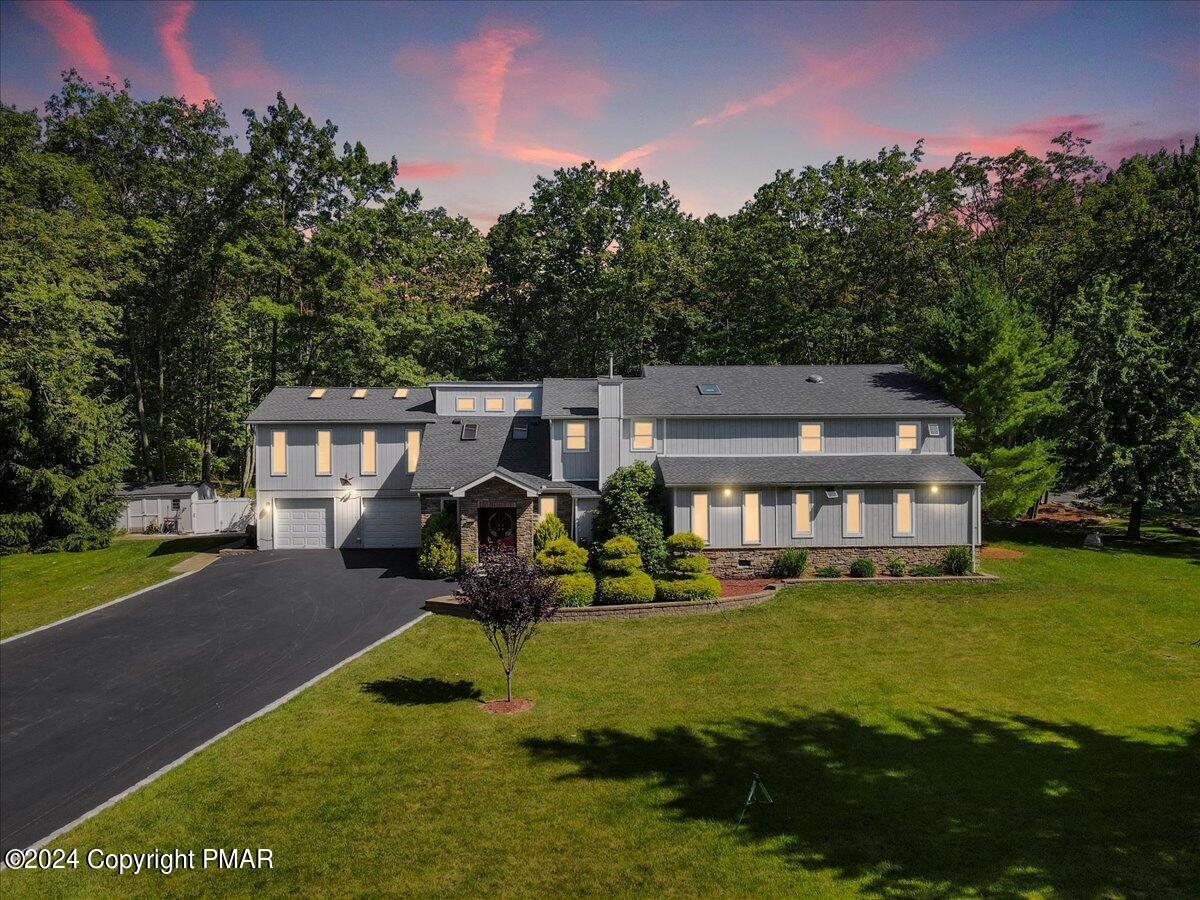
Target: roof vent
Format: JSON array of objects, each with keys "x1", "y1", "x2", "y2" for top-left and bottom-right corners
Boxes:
[
  {"x1": 394, "y1": 387, "x2": 409, "y2": 399},
  {"x1": 351, "y1": 388, "x2": 367, "y2": 399},
  {"x1": 461, "y1": 423, "x2": 478, "y2": 441},
  {"x1": 806, "y1": 375, "x2": 824, "y2": 384},
  {"x1": 697, "y1": 383, "x2": 722, "y2": 395},
  {"x1": 308, "y1": 388, "x2": 326, "y2": 399}
]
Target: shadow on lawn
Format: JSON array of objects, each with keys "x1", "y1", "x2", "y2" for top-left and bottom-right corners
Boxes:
[
  {"x1": 146, "y1": 535, "x2": 238, "y2": 557},
  {"x1": 361, "y1": 677, "x2": 481, "y2": 705},
  {"x1": 986, "y1": 523, "x2": 1200, "y2": 565},
  {"x1": 525, "y1": 709, "x2": 1199, "y2": 897}
]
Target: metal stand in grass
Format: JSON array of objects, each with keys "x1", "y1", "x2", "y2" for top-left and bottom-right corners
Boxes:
[{"x1": 735, "y1": 772, "x2": 775, "y2": 828}]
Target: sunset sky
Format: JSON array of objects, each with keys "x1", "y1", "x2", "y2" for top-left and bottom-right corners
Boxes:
[{"x1": 2, "y1": 0, "x2": 1197, "y2": 228}]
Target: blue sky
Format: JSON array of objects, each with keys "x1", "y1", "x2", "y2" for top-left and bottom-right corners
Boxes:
[{"x1": 2, "y1": 0, "x2": 1197, "y2": 227}]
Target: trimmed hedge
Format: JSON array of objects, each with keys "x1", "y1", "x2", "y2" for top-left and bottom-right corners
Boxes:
[
  {"x1": 533, "y1": 513, "x2": 567, "y2": 553},
  {"x1": 596, "y1": 571, "x2": 656, "y2": 604},
  {"x1": 535, "y1": 537, "x2": 589, "y2": 574},
  {"x1": 418, "y1": 533, "x2": 457, "y2": 579},
  {"x1": 814, "y1": 565, "x2": 843, "y2": 578},
  {"x1": 552, "y1": 571, "x2": 597, "y2": 607},
  {"x1": 597, "y1": 535, "x2": 643, "y2": 575},
  {"x1": 653, "y1": 573, "x2": 721, "y2": 603},
  {"x1": 669, "y1": 554, "x2": 710, "y2": 574},
  {"x1": 665, "y1": 531, "x2": 704, "y2": 553}
]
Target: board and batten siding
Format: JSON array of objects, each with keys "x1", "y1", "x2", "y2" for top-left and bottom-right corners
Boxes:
[
  {"x1": 255, "y1": 424, "x2": 421, "y2": 494},
  {"x1": 550, "y1": 418, "x2": 599, "y2": 482},
  {"x1": 656, "y1": 417, "x2": 953, "y2": 457},
  {"x1": 619, "y1": 417, "x2": 665, "y2": 467},
  {"x1": 670, "y1": 485, "x2": 971, "y2": 548},
  {"x1": 433, "y1": 385, "x2": 541, "y2": 416}
]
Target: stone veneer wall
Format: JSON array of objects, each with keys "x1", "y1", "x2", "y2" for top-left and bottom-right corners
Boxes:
[
  {"x1": 703, "y1": 546, "x2": 958, "y2": 578},
  {"x1": 456, "y1": 480, "x2": 536, "y2": 559}
]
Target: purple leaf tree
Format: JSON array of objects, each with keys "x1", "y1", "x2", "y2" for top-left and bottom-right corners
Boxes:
[{"x1": 459, "y1": 552, "x2": 559, "y2": 702}]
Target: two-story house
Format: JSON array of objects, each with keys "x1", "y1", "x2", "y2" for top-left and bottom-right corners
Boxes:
[{"x1": 246, "y1": 365, "x2": 983, "y2": 574}]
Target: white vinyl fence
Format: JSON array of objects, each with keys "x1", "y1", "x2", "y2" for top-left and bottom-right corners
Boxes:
[{"x1": 189, "y1": 498, "x2": 253, "y2": 535}]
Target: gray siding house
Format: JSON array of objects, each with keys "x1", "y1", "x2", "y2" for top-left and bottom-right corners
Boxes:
[{"x1": 246, "y1": 365, "x2": 982, "y2": 573}]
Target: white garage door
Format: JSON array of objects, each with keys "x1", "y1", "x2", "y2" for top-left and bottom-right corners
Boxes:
[
  {"x1": 362, "y1": 499, "x2": 421, "y2": 548},
  {"x1": 275, "y1": 499, "x2": 333, "y2": 549}
]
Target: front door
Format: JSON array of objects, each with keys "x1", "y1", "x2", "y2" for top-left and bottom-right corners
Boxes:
[{"x1": 479, "y1": 507, "x2": 518, "y2": 553}]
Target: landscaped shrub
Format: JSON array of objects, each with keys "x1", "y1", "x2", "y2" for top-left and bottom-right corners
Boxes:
[
  {"x1": 593, "y1": 462, "x2": 667, "y2": 574},
  {"x1": 418, "y1": 532, "x2": 457, "y2": 579},
  {"x1": 942, "y1": 546, "x2": 973, "y2": 575},
  {"x1": 534, "y1": 536, "x2": 595, "y2": 606},
  {"x1": 595, "y1": 535, "x2": 656, "y2": 604},
  {"x1": 533, "y1": 513, "x2": 567, "y2": 553},
  {"x1": 458, "y1": 552, "x2": 477, "y2": 575},
  {"x1": 849, "y1": 557, "x2": 876, "y2": 578},
  {"x1": 884, "y1": 554, "x2": 906, "y2": 577},
  {"x1": 910, "y1": 564, "x2": 942, "y2": 577},
  {"x1": 815, "y1": 565, "x2": 842, "y2": 578},
  {"x1": 552, "y1": 571, "x2": 597, "y2": 607},
  {"x1": 421, "y1": 508, "x2": 456, "y2": 543},
  {"x1": 772, "y1": 548, "x2": 809, "y2": 578},
  {"x1": 654, "y1": 530, "x2": 720, "y2": 602}
]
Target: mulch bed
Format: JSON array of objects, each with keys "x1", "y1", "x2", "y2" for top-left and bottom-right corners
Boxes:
[
  {"x1": 718, "y1": 578, "x2": 779, "y2": 596},
  {"x1": 1022, "y1": 502, "x2": 1109, "y2": 527},
  {"x1": 480, "y1": 699, "x2": 534, "y2": 714}
]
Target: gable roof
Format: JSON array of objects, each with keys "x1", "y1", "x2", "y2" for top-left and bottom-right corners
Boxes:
[
  {"x1": 246, "y1": 387, "x2": 437, "y2": 424},
  {"x1": 658, "y1": 454, "x2": 983, "y2": 487},
  {"x1": 625, "y1": 365, "x2": 963, "y2": 418},
  {"x1": 540, "y1": 378, "x2": 599, "y2": 417},
  {"x1": 118, "y1": 481, "x2": 206, "y2": 499}
]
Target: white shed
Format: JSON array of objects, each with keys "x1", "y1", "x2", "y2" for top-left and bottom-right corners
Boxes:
[{"x1": 115, "y1": 482, "x2": 251, "y2": 535}]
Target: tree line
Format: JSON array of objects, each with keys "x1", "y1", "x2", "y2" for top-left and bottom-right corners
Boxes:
[{"x1": 2, "y1": 73, "x2": 1197, "y2": 551}]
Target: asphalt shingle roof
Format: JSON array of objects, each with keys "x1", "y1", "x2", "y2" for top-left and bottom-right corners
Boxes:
[
  {"x1": 624, "y1": 365, "x2": 963, "y2": 418},
  {"x1": 117, "y1": 482, "x2": 206, "y2": 499},
  {"x1": 540, "y1": 378, "x2": 599, "y2": 417},
  {"x1": 657, "y1": 454, "x2": 983, "y2": 487},
  {"x1": 410, "y1": 417, "x2": 598, "y2": 497},
  {"x1": 246, "y1": 387, "x2": 437, "y2": 424}
]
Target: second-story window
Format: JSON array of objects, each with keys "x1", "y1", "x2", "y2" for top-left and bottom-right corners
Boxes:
[
  {"x1": 456, "y1": 396, "x2": 476, "y2": 412},
  {"x1": 406, "y1": 429, "x2": 421, "y2": 474},
  {"x1": 316, "y1": 430, "x2": 332, "y2": 476},
  {"x1": 631, "y1": 419, "x2": 654, "y2": 451},
  {"x1": 565, "y1": 421, "x2": 588, "y2": 451},
  {"x1": 361, "y1": 429, "x2": 376, "y2": 475},
  {"x1": 515, "y1": 397, "x2": 534, "y2": 412},
  {"x1": 800, "y1": 422, "x2": 823, "y2": 453},
  {"x1": 486, "y1": 397, "x2": 505, "y2": 412},
  {"x1": 897, "y1": 422, "x2": 920, "y2": 452},
  {"x1": 271, "y1": 430, "x2": 287, "y2": 476}
]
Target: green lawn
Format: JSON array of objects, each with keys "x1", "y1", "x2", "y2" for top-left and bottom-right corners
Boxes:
[
  {"x1": 0, "y1": 535, "x2": 237, "y2": 640},
  {"x1": 4, "y1": 525, "x2": 1197, "y2": 897}
]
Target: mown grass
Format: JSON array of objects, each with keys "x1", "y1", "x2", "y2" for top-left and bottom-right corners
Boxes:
[
  {"x1": 0, "y1": 535, "x2": 237, "y2": 639},
  {"x1": 3, "y1": 524, "x2": 1197, "y2": 897}
]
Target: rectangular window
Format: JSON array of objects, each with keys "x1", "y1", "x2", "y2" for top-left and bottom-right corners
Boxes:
[
  {"x1": 485, "y1": 396, "x2": 505, "y2": 412},
  {"x1": 171, "y1": 498, "x2": 181, "y2": 511},
  {"x1": 538, "y1": 496, "x2": 557, "y2": 522},
  {"x1": 456, "y1": 396, "x2": 476, "y2": 412},
  {"x1": 897, "y1": 422, "x2": 919, "y2": 452},
  {"x1": 515, "y1": 397, "x2": 534, "y2": 412},
  {"x1": 316, "y1": 430, "x2": 332, "y2": 476},
  {"x1": 843, "y1": 489, "x2": 864, "y2": 537},
  {"x1": 565, "y1": 420, "x2": 588, "y2": 451},
  {"x1": 792, "y1": 490, "x2": 813, "y2": 537},
  {"x1": 631, "y1": 419, "x2": 654, "y2": 451},
  {"x1": 406, "y1": 429, "x2": 420, "y2": 474},
  {"x1": 361, "y1": 429, "x2": 377, "y2": 475},
  {"x1": 691, "y1": 492, "x2": 709, "y2": 543},
  {"x1": 800, "y1": 422, "x2": 823, "y2": 453},
  {"x1": 742, "y1": 491, "x2": 761, "y2": 544},
  {"x1": 927, "y1": 423, "x2": 940, "y2": 437},
  {"x1": 271, "y1": 430, "x2": 287, "y2": 475},
  {"x1": 894, "y1": 489, "x2": 914, "y2": 537}
]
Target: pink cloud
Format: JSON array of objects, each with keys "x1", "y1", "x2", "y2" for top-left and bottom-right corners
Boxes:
[
  {"x1": 453, "y1": 24, "x2": 540, "y2": 149},
  {"x1": 1103, "y1": 129, "x2": 1196, "y2": 162},
  {"x1": 395, "y1": 160, "x2": 469, "y2": 180},
  {"x1": 602, "y1": 141, "x2": 662, "y2": 171},
  {"x1": 499, "y1": 142, "x2": 589, "y2": 167},
  {"x1": 156, "y1": 1, "x2": 215, "y2": 104},
  {"x1": 21, "y1": 0, "x2": 115, "y2": 80}
]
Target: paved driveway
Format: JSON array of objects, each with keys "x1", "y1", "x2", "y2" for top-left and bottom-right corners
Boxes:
[{"x1": 0, "y1": 550, "x2": 453, "y2": 852}]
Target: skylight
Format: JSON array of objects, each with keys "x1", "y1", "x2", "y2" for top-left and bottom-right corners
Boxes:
[
  {"x1": 513, "y1": 424, "x2": 528, "y2": 440},
  {"x1": 697, "y1": 383, "x2": 722, "y2": 395},
  {"x1": 461, "y1": 423, "x2": 478, "y2": 441},
  {"x1": 351, "y1": 388, "x2": 367, "y2": 399},
  {"x1": 308, "y1": 388, "x2": 326, "y2": 399},
  {"x1": 394, "y1": 387, "x2": 409, "y2": 399}
]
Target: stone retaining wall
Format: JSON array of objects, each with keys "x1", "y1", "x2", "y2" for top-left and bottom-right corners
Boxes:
[{"x1": 703, "y1": 546, "x2": 960, "y2": 578}]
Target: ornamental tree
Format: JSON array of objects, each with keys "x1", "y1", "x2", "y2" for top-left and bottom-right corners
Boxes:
[{"x1": 459, "y1": 553, "x2": 559, "y2": 702}]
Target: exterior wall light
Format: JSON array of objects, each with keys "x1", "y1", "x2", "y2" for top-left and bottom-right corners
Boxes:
[
  {"x1": 930, "y1": 485, "x2": 940, "y2": 494},
  {"x1": 723, "y1": 488, "x2": 733, "y2": 497}
]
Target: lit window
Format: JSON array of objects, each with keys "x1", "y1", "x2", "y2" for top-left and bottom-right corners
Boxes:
[
  {"x1": 566, "y1": 421, "x2": 588, "y2": 451},
  {"x1": 515, "y1": 397, "x2": 534, "y2": 412},
  {"x1": 308, "y1": 388, "x2": 325, "y2": 399},
  {"x1": 792, "y1": 490, "x2": 813, "y2": 537},
  {"x1": 538, "y1": 496, "x2": 557, "y2": 522},
  {"x1": 406, "y1": 429, "x2": 421, "y2": 474},
  {"x1": 394, "y1": 387, "x2": 409, "y2": 399},
  {"x1": 894, "y1": 489, "x2": 914, "y2": 536},
  {"x1": 843, "y1": 490, "x2": 864, "y2": 537},
  {"x1": 800, "y1": 422, "x2": 823, "y2": 453},
  {"x1": 691, "y1": 492, "x2": 709, "y2": 543},
  {"x1": 897, "y1": 422, "x2": 919, "y2": 452},
  {"x1": 271, "y1": 430, "x2": 287, "y2": 475},
  {"x1": 485, "y1": 396, "x2": 504, "y2": 412},
  {"x1": 316, "y1": 430, "x2": 332, "y2": 476},
  {"x1": 743, "y1": 491, "x2": 761, "y2": 544},
  {"x1": 361, "y1": 430, "x2": 377, "y2": 475},
  {"x1": 351, "y1": 388, "x2": 367, "y2": 399},
  {"x1": 456, "y1": 396, "x2": 476, "y2": 412},
  {"x1": 632, "y1": 419, "x2": 654, "y2": 451}
]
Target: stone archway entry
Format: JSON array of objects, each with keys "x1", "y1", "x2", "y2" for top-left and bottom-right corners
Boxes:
[{"x1": 479, "y1": 507, "x2": 518, "y2": 553}]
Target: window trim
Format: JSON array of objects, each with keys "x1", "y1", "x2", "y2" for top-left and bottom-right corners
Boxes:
[
  {"x1": 742, "y1": 491, "x2": 761, "y2": 545},
  {"x1": 564, "y1": 420, "x2": 589, "y2": 452},
  {"x1": 631, "y1": 419, "x2": 655, "y2": 452},
  {"x1": 514, "y1": 396, "x2": 534, "y2": 412},
  {"x1": 316, "y1": 429, "x2": 332, "y2": 476},
  {"x1": 893, "y1": 488, "x2": 915, "y2": 537},
  {"x1": 843, "y1": 489, "x2": 865, "y2": 538},
  {"x1": 799, "y1": 421, "x2": 824, "y2": 454},
  {"x1": 896, "y1": 421, "x2": 921, "y2": 453},
  {"x1": 485, "y1": 396, "x2": 505, "y2": 412},
  {"x1": 792, "y1": 490, "x2": 814, "y2": 538},
  {"x1": 361, "y1": 429, "x2": 377, "y2": 476},
  {"x1": 271, "y1": 430, "x2": 287, "y2": 476},
  {"x1": 455, "y1": 396, "x2": 476, "y2": 412},
  {"x1": 538, "y1": 496, "x2": 557, "y2": 523},
  {"x1": 691, "y1": 491, "x2": 710, "y2": 544},
  {"x1": 406, "y1": 429, "x2": 421, "y2": 474}
]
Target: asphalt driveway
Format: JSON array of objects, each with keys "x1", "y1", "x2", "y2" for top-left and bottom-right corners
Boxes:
[{"x1": 0, "y1": 549, "x2": 453, "y2": 852}]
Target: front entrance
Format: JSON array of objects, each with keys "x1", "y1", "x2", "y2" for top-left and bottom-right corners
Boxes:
[{"x1": 479, "y1": 507, "x2": 518, "y2": 553}]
